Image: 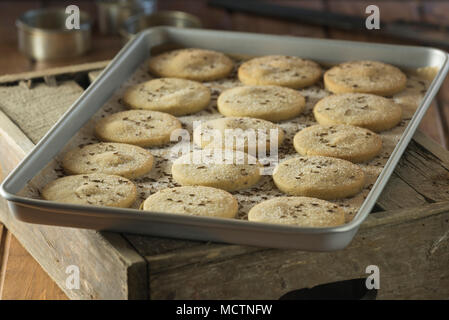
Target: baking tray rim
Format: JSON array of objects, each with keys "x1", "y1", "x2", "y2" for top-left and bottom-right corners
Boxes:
[{"x1": 1, "y1": 27, "x2": 449, "y2": 242}]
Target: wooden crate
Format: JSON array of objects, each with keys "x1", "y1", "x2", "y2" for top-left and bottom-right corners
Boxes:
[{"x1": 0, "y1": 63, "x2": 448, "y2": 300}]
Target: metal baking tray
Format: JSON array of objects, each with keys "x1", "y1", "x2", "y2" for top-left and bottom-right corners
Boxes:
[{"x1": 1, "y1": 27, "x2": 448, "y2": 250}]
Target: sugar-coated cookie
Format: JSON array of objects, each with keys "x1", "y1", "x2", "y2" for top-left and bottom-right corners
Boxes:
[
  {"x1": 142, "y1": 186, "x2": 238, "y2": 218},
  {"x1": 272, "y1": 156, "x2": 365, "y2": 199},
  {"x1": 393, "y1": 76, "x2": 429, "y2": 119},
  {"x1": 248, "y1": 196, "x2": 345, "y2": 227},
  {"x1": 313, "y1": 93, "x2": 402, "y2": 132},
  {"x1": 293, "y1": 124, "x2": 382, "y2": 163},
  {"x1": 324, "y1": 60, "x2": 407, "y2": 96},
  {"x1": 217, "y1": 85, "x2": 306, "y2": 122},
  {"x1": 238, "y1": 55, "x2": 322, "y2": 88},
  {"x1": 193, "y1": 116, "x2": 284, "y2": 152},
  {"x1": 148, "y1": 48, "x2": 234, "y2": 81},
  {"x1": 62, "y1": 142, "x2": 154, "y2": 179},
  {"x1": 171, "y1": 149, "x2": 261, "y2": 191},
  {"x1": 42, "y1": 174, "x2": 137, "y2": 207},
  {"x1": 123, "y1": 78, "x2": 211, "y2": 116},
  {"x1": 95, "y1": 110, "x2": 182, "y2": 147}
]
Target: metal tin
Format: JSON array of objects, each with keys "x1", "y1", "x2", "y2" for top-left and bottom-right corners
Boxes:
[
  {"x1": 120, "y1": 11, "x2": 202, "y2": 40},
  {"x1": 1, "y1": 27, "x2": 448, "y2": 250},
  {"x1": 16, "y1": 8, "x2": 92, "y2": 61},
  {"x1": 96, "y1": 0, "x2": 157, "y2": 35}
]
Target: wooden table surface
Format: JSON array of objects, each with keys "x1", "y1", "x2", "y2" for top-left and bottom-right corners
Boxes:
[{"x1": 0, "y1": 0, "x2": 448, "y2": 300}]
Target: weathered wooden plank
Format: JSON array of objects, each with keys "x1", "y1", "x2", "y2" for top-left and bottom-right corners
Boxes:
[
  {"x1": 435, "y1": 96, "x2": 449, "y2": 150},
  {"x1": 149, "y1": 201, "x2": 449, "y2": 299},
  {"x1": 363, "y1": 200, "x2": 449, "y2": 229},
  {"x1": 377, "y1": 132, "x2": 449, "y2": 210},
  {"x1": 1, "y1": 234, "x2": 67, "y2": 300},
  {"x1": 0, "y1": 61, "x2": 110, "y2": 84},
  {"x1": 142, "y1": 201, "x2": 449, "y2": 295},
  {"x1": 418, "y1": 101, "x2": 446, "y2": 147},
  {"x1": 1, "y1": 161, "x2": 66, "y2": 300},
  {"x1": 123, "y1": 234, "x2": 203, "y2": 257},
  {"x1": 0, "y1": 197, "x2": 147, "y2": 299},
  {"x1": 0, "y1": 98, "x2": 147, "y2": 300},
  {"x1": 394, "y1": 140, "x2": 449, "y2": 202},
  {"x1": 413, "y1": 130, "x2": 449, "y2": 165},
  {"x1": 145, "y1": 243, "x2": 263, "y2": 275},
  {"x1": 375, "y1": 173, "x2": 428, "y2": 210},
  {"x1": 0, "y1": 223, "x2": 10, "y2": 299}
]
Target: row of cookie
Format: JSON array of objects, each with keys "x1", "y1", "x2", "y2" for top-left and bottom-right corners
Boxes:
[
  {"x1": 57, "y1": 140, "x2": 367, "y2": 200},
  {"x1": 147, "y1": 48, "x2": 407, "y2": 97},
  {"x1": 42, "y1": 175, "x2": 344, "y2": 228},
  {"x1": 123, "y1": 76, "x2": 306, "y2": 121},
  {"x1": 124, "y1": 77, "x2": 402, "y2": 131},
  {"x1": 170, "y1": 148, "x2": 366, "y2": 200},
  {"x1": 148, "y1": 48, "x2": 321, "y2": 88},
  {"x1": 194, "y1": 120, "x2": 384, "y2": 163}
]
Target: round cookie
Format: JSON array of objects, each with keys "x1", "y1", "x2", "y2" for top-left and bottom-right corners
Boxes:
[
  {"x1": 313, "y1": 93, "x2": 402, "y2": 132},
  {"x1": 193, "y1": 117, "x2": 284, "y2": 152},
  {"x1": 272, "y1": 156, "x2": 365, "y2": 200},
  {"x1": 62, "y1": 143, "x2": 154, "y2": 179},
  {"x1": 324, "y1": 60, "x2": 407, "y2": 96},
  {"x1": 123, "y1": 78, "x2": 211, "y2": 116},
  {"x1": 217, "y1": 85, "x2": 306, "y2": 122},
  {"x1": 248, "y1": 196, "x2": 345, "y2": 227},
  {"x1": 148, "y1": 48, "x2": 234, "y2": 81},
  {"x1": 95, "y1": 110, "x2": 182, "y2": 147},
  {"x1": 293, "y1": 124, "x2": 382, "y2": 163},
  {"x1": 393, "y1": 77, "x2": 429, "y2": 119},
  {"x1": 42, "y1": 174, "x2": 137, "y2": 208},
  {"x1": 171, "y1": 149, "x2": 261, "y2": 191},
  {"x1": 142, "y1": 186, "x2": 238, "y2": 218},
  {"x1": 238, "y1": 55, "x2": 322, "y2": 88}
]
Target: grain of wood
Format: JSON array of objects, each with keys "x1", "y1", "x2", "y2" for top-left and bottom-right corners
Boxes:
[
  {"x1": 394, "y1": 140, "x2": 449, "y2": 202},
  {"x1": 1, "y1": 234, "x2": 67, "y2": 300},
  {"x1": 0, "y1": 61, "x2": 110, "y2": 84},
  {"x1": 149, "y1": 203, "x2": 449, "y2": 299},
  {"x1": 434, "y1": 79, "x2": 449, "y2": 150},
  {"x1": 0, "y1": 223, "x2": 11, "y2": 299},
  {"x1": 375, "y1": 173, "x2": 427, "y2": 210},
  {"x1": 413, "y1": 130, "x2": 449, "y2": 164},
  {"x1": 418, "y1": 102, "x2": 446, "y2": 147}
]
